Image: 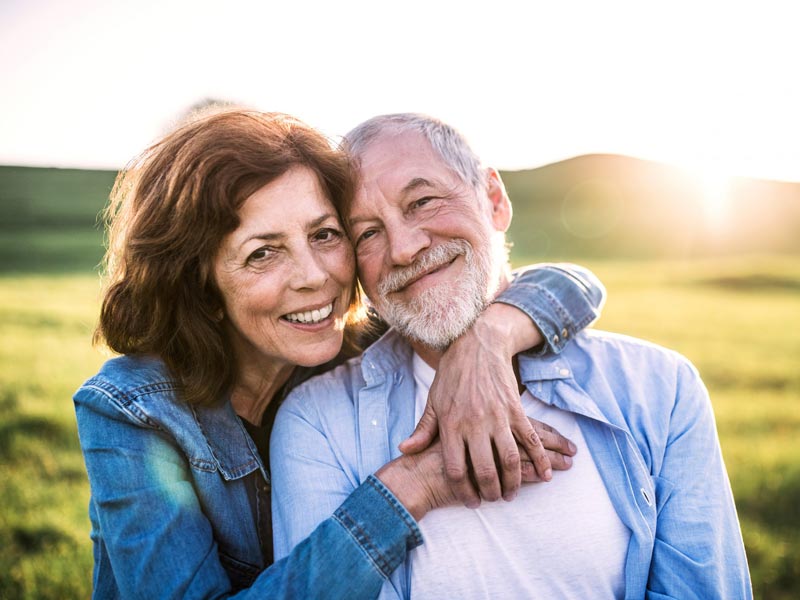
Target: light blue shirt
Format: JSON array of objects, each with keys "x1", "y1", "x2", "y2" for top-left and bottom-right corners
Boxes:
[{"x1": 271, "y1": 329, "x2": 752, "y2": 599}]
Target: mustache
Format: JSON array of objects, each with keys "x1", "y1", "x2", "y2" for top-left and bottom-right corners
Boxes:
[{"x1": 378, "y1": 240, "x2": 470, "y2": 296}]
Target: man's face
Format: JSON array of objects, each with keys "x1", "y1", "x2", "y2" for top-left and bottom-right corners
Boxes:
[{"x1": 348, "y1": 129, "x2": 510, "y2": 351}]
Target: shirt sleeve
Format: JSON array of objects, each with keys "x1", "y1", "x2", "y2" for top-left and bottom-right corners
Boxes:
[
  {"x1": 494, "y1": 262, "x2": 606, "y2": 355},
  {"x1": 270, "y1": 388, "x2": 419, "y2": 599},
  {"x1": 646, "y1": 361, "x2": 752, "y2": 599},
  {"x1": 75, "y1": 385, "x2": 420, "y2": 600}
]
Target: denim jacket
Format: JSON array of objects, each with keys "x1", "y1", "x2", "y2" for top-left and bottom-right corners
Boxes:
[{"x1": 73, "y1": 263, "x2": 604, "y2": 599}]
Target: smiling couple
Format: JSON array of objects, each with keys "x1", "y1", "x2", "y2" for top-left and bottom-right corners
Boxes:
[{"x1": 75, "y1": 110, "x2": 750, "y2": 599}]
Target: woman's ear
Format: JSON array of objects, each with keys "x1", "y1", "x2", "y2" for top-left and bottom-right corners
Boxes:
[{"x1": 485, "y1": 167, "x2": 512, "y2": 232}]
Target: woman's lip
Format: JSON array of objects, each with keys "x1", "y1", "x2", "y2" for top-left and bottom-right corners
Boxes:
[
  {"x1": 282, "y1": 299, "x2": 336, "y2": 316},
  {"x1": 281, "y1": 311, "x2": 336, "y2": 330},
  {"x1": 279, "y1": 299, "x2": 336, "y2": 327}
]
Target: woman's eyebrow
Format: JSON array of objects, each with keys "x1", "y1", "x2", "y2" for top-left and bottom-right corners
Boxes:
[{"x1": 242, "y1": 213, "x2": 338, "y2": 245}]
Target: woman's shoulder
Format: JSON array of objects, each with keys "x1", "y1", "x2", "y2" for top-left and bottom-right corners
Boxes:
[
  {"x1": 81, "y1": 354, "x2": 177, "y2": 394},
  {"x1": 74, "y1": 354, "x2": 187, "y2": 424}
]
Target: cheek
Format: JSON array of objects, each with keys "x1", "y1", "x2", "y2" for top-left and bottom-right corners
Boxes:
[
  {"x1": 356, "y1": 254, "x2": 382, "y2": 298},
  {"x1": 325, "y1": 242, "x2": 356, "y2": 286}
]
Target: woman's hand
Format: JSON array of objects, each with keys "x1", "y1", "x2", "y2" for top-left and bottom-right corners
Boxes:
[
  {"x1": 379, "y1": 421, "x2": 575, "y2": 521},
  {"x1": 399, "y1": 302, "x2": 567, "y2": 506}
]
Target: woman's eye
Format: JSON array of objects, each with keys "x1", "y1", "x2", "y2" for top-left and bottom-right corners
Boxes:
[
  {"x1": 247, "y1": 247, "x2": 274, "y2": 263},
  {"x1": 314, "y1": 227, "x2": 343, "y2": 242},
  {"x1": 412, "y1": 196, "x2": 435, "y2": 210}
]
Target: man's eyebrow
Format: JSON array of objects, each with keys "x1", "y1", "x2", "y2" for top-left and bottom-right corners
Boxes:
[
  {"x1": 401, "y1": 177, "x2": 437, "y2": 195},
  {"x1": 347, "y1": 213, "x2": 372, "y2": 228}
]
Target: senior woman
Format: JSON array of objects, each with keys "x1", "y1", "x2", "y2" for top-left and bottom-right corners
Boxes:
[{"x1": 74, "y1": 109, "x2": 603, "y2": 598}]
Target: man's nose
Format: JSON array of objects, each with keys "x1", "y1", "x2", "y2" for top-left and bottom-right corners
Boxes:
[{"x1": 387, "y1": 221, "x2": 431, "y2": 267}]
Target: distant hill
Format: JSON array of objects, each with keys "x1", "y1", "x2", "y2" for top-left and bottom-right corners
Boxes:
[
  {"x1": 503, "y1": 154, "x2": 800, "y2": 259},
  {"x1": 1, "y1": 156, "x2": 799, "y2": 273},
  {"x1": 0, "y1": 165, "x2": 116, "y2": 273}
]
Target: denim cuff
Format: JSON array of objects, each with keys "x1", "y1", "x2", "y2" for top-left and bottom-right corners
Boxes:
[
  {"x1": 333, "y1": 475, "x2": 423, "y2": 579},
  {"x1": 494, "y1": 265, "x2": 605, "y2": 356}
]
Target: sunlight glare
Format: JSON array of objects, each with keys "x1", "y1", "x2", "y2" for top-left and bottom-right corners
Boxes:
[{"x1": 701, "y1": 171, "x2": 732, "y2": 227}]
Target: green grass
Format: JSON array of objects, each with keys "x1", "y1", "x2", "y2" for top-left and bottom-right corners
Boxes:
[{"x1": 1, "y1": 256, "x2": 798, "y2": 598}]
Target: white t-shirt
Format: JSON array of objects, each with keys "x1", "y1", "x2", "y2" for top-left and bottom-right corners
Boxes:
[{"x1": 408, "y1": 353, "x2": 630, "y2": 599}]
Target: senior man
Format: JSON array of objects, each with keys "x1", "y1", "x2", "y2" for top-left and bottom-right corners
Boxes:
[{"x1": 271, "y1": 114, "x2": 752, "y2": 599}]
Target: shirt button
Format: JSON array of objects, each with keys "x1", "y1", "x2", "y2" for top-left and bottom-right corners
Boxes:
[
  {"x1": 561, "y1": 328, "x2": 569, "y2": 338},
  {"x1": 553, "y1": 334, "x2": 560, "y2": 344},
  {"x1": 559, "y1": 368, "x2": 570, "y2": 376},
  {"x1": 371, "y1": 419, "x2": 378, "y2": 427}
]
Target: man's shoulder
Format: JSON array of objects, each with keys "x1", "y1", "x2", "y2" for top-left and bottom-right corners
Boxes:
[
  {"x1": 557, "y1": 330, "x2": 705, "y2": 420},
  {"x1": 568, "y1": 329, "x2": 693, "y2": 372}
]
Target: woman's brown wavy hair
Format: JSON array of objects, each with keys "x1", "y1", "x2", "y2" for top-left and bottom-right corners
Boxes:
[{"x1": 95, "y1": 109, "x2": 362, "y2": 405}]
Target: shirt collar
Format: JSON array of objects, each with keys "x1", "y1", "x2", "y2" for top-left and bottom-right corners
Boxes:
[
  {"x1": 518, "y1": 352, "x2": 574, "y2": 383},
  {"x1": 360, "y1": 328, "x2": 415, "y2": 385}
]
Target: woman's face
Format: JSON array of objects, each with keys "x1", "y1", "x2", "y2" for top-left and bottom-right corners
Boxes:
[{"x1": 213, "y1": 165, "x2": 355, "y2": 373}]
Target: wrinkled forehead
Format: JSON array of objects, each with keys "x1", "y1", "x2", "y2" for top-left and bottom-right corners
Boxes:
[{"x1": 350, "y1": 130, "x2": 464, "y2": 212}]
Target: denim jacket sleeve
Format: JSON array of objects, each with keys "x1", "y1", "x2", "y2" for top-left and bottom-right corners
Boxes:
[
  {"x1": 494, "y1": 263, "x2": 606, "y2": 356},
  {"x1": 74, "y1": 383, "x2": 421, "y2": 599}
]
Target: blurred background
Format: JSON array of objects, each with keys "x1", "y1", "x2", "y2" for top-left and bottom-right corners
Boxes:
[{"x1": 1, "y1": 1, "x2": 798, "y2": 597}]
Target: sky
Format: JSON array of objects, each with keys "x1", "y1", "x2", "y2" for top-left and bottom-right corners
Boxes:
[{"x1": 1, "y1": 0, "x2": 798, "y2": 181}]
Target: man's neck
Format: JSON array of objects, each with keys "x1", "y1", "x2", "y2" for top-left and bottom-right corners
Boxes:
[{"x1": 410, "y1": 342, "x2": 443, "y2": 370}]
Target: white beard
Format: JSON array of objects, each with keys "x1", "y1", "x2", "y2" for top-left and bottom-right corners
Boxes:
[{"x1": 375, "y1": 237, "x2": 506, "y2": 351}]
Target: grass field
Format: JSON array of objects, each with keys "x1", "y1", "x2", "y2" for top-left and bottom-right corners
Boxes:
[{"x1": 1, "y1": 255, "x2": 798, "y2": 598}]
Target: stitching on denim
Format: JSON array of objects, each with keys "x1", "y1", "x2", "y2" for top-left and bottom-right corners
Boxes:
[
  {"x1": 366, "y1": 477, "x2": 423, "y2": 547},
  {"x1": 332, "y1": 509, "x2": 390, "y2": 577},
  {"x1": 80, "y1": 379, "x2": 220, "y2": 472}
]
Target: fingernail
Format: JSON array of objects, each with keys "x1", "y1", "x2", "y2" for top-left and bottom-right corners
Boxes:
[
  {"x1": 568, "y1": 441, "x2": 577, "y2": 454},
  {"x1": 544, "y1": 468, "x2": 553, "y2": 481},
  {"x1": 504, "y1": 491, "x2": 517, "y2": 502},
  {"x1": 564, "y1": 455, "x2": 573, "y2": 467},
  {"x1": 466, "y1": 499, "x2": 481, "y2": 509}
]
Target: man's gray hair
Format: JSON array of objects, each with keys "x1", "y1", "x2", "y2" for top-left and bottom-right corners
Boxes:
[{"x1": 344, "y1": 113, "x2": 485, "y2": 190}]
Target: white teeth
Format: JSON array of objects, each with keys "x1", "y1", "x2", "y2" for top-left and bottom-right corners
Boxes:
[{"x1": 284, "y1": 303, "x2": 333, "y2": 324}]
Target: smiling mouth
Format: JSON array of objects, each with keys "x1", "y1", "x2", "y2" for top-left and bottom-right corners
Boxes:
[
  {"x1": 282, "y1": 302, "x2": 334, "y2": 324},
  {"x1": 395, "y1": 257, "x2": 458, "y2": 292}
]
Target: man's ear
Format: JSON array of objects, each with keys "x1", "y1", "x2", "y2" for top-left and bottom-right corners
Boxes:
[{"x1": 485, "y1": 167, "x2": 512, "y2": 232}]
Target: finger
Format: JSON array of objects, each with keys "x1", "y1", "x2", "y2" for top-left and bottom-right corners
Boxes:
[
  {"x1": 546, "y1": 448, "x2": 574, "y2": 472},
  {"x1": 521, "y1": 449, "x2": 573, "y2": 483},
  {"x1": 466, "y1": 435, "x2": 503, "y2": 503},
  {"x1": 441, "y1": 432, "x2": 480, "y2": 508},
  {"x1": 517, "y1": 418, "x2": 552, "y2": 482},
  {"x1": 520, "y1": 458, "x2": 541, "y2": 483},
  {"x1": 399, "y1": 403, "x2": 439, "y2": 454},
  {"x1": 533, "y1": 421, "x2": 577, "y2": 456},
  {"x1": 493, "y1": 428, "x2": 522, "y2": 501}
]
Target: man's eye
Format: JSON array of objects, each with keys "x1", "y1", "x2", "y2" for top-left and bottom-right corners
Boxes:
[
  {"x1": 412, "y1": 196, "x2": 435, "y2": 209},
  {"x1": 357, "y1": 229, "x2": 377, "y2": 244}
]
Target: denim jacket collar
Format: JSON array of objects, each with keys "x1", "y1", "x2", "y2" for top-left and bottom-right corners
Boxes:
[{"x1": 192, "y1": 396, "x2": 266, "y2": 481}]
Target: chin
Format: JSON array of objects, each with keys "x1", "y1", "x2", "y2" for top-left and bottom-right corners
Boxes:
[{"x1": 292, "y1": 341, "x2": 343, "y2": 368}]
